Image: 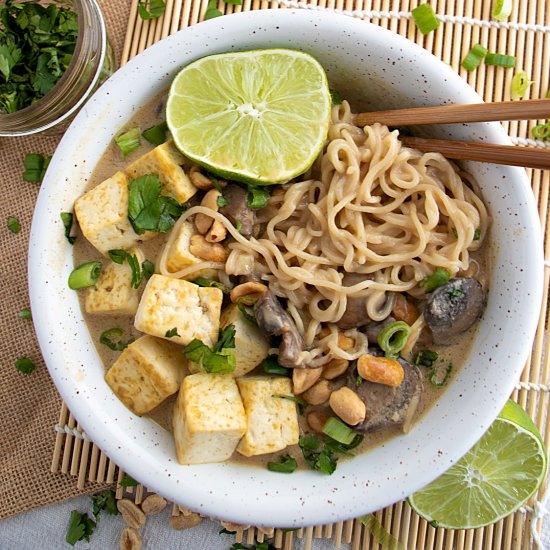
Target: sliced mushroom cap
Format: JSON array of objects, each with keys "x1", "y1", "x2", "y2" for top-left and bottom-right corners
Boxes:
[
  {"x1": 424, "y1": 278, "x2": 485, "y2": 345},
  {"x1": 219, "y1": 184, "x2": 257, "y2": 238},
  {"x1": 254, "y1": 290, "x2": 305, "y2": 368},
  {"x1": 344, "y1": 351, "x2": 423, "y2": 434},
  {"x1": 336, "y1": 272, "x2": 374, "y2": 329}
]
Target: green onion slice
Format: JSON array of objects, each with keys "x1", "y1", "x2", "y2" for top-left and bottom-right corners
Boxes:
[
  {"x1": 142, "y1": 121, "x2": 168, "y2": 145},
  {"x1": 532, "y1": 123, "x2": 550, "y2": 140},
  {"x1": 419, "y1": 267, "x2": 451, "y2": 292},
  {"x1": 377, "y1": 321, "x2": 411, "y2": 357},
  {"x1": 511, "y1": 71, "x2": 532, "y2": 100},
  {"x1": 412, "y1": 4, "x2": 440, "y2": 35},
  {"x1": 485, "y1": 53, "x2": 516, "y2": 68},
  {"x1": 461, "y1": 44, "x2": 487, "y2": 72},
  {"x1": 414, "y1": 349, "x2": 438, "y2": 368},
  {"x1": 491, "y1": 0, "x2": 512, "y2": 21},
  {"x1": 267, "y1": 454, "x2": 297, "y2": 474},
  {"x1": 68, "y1": 261, "x2": 102, "y2": 290},
  {"x1": 114, "y1": 128, "x2": 141, "y2": 156},
  {"x1": 429, "y1": 362, "x2": 453, "y2": 387},
  {"x1": 322, "y1": 417, "x2": 358, "y2": 445}
]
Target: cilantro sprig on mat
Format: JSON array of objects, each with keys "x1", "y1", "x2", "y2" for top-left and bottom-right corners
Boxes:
[{"x1": 0, "y1": 1, "x2": 78, "y2": 113}]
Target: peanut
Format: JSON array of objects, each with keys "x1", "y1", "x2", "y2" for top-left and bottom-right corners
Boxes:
[
  {"x1": 329, "y1": 387, "x2": 366, "y2": 426},
  {"x1": 357, "y1": 354, "x2": 404, "y2": 387},
  {"x1": 190, "y1": 234, "x2": 228, "y2": 262},
  {"x1": 306, "y1": 410, "x2": 330, "y2": 433},
  {"x1": 292, "y1": 367, "x2": 323, "y2": 395},
  {"x1": 338, "y1": 332, "x2": 354, "y2": 351},
  {"x1": 120, "y1": 527, "x2": 142, "y2": 550},
  {"x1": 220, "y1": 520, "x2": 251, "y2": 532},
  {"x1": 392, "y1": 293, "x2": 419, "y2": 326},
  {"x1": 205, "y1": 219, "x2": 227, "y2": 242},
  {"x1": 301, "y1": 379, "x2": 332, "y2": 405},
  {"x1": 189, "y1": 166, "x2": 214, "y2": 190},
  {"x1": 141, "y1": 494, "x2": 167, "y2": 516},
  {"x1": 117, "y1": 499, "x2": 146, "y2": 529},
  {"x1": 230, "y1": 281, "x2": 268, "y2": 303},
  {"x1": 170, "y1": 511, "x2": 203, "y2": 530},
  {"x1": 195, "y1": 189, "x2": 221, "y2": 234},
  {"x1": 322, "y1": 358, "x2": 349, "y2": 380}
]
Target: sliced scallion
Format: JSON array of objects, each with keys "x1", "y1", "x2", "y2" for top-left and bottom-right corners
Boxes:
[
  {"x1": 411, "y1": 4, "x2": 440, "y2": 35},
  {"x1": 322, "y1": 416, "x2": 357, "y2": 445},
  {"x1": 491, "y1": 0, "x2": 512, "y2": 21},
  {"x1": 114, "y1": 128, "x2": 141, "y2": 156},
  {"x1": 142, "y1": 121, "x2": 168, "y2": 145},
  {"x1": 532, "y1": 122, "x2": 550, "y2": 140},
  {"x1": 419, "y1": 267, "x2": 451, "y2": 292},
  {"x1": 429, "y1": 362, "x2": 453, "y2": 387},
  {"x1": 510, "y1": 71, "x2": 532, "y2": 100},
  {"x1": 377, "y1": 321, "x2": 411, "y2": 357},
  {"x1": 68, "y1": 261, "x2": 102, "y2": 290},
  {"x1": 485, "y1": 53, "x2": 516, "y2": 68},
  {"x1": 414, "y1": 349, "x2": 438, "y2": 368},
  {"x1": 461, "y1": 44, "x2": 487, "y2": 72}
]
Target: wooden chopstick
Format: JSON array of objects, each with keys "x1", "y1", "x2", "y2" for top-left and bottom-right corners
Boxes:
[
  {"x1": 354, "y1": 99, "x2": 550, "y2": 127},
  {"x1": 401, "y1": 136, "x2": 550, "y2": 169}
]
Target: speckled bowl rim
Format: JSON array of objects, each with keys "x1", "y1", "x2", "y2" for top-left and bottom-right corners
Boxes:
[{"x1": 29, "y1": 9, "x2": 543, "y2": 527}]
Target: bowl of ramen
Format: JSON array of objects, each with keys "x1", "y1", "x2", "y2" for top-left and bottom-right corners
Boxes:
[{"x1": 28, "y1": 8, "x2": 543, "y2": 527}]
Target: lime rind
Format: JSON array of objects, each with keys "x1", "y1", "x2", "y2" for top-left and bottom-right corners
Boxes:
[
  {"x1": 166, "y1": 49, "x2": 331, "y2": 185},
  {"x1": 408, "y1": 401, "x2": 548, "y2": 530}
]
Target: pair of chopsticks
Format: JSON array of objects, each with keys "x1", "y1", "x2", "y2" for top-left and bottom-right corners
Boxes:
[{"x1": 353, "y1": 99, "x2": 550, "y2": 170}]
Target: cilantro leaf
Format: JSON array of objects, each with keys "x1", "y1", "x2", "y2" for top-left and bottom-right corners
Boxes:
[
  {"x1": 6, "y1": 215, "x2": 20, "y2": 233},
  {"x1": 108, "y1": 249, "x2": 144, "y2": 289},
  {"x1": 91, "y1": 489, "x2": 118, "y2": 520},
  {"x1": 204, "y1": 0, "x2": 223, "y2": 19},
  {"x1": 138, "y1": 0, "x2": 166, "y2": 20},
  {"x1": 246, "y1": 185, "x2": 270, "y2": 209},
  {"x1": 99, "y1": 328, "x2": 135, "y2": 352},
  {"x1": 23, "y1": 153, "x2": 51, "y2": 183},
  {"x1": 119, "y1": 474, "x2": 137, "y2": 487},
  {"x1": 127, "y1": 175, "x2": 183, "y2": 234},
  {"x1": 142, "y1": 120, "x2": 168, "y2": 145},
  {"x1": 15, "y1": 356, "x2": 35, "y2": 374},
  {"x1": 267, "y1": 454, "x2": 297, "y2": 474},
  {"x1": 65, "y1": 510, "x2": 96, "y2": 546},
  {"x1": 183, "y1": 325, "x2": 237, "y2": 374},
  {"x1": 165, "y1": 327, "x2": 179, "y2": 338}
]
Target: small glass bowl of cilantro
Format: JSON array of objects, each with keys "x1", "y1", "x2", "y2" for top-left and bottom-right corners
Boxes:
[{"x1": 0, "y1": 0, "x2": 115, "y2": 136}]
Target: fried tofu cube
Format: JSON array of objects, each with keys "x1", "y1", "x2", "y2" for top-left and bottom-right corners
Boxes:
[
  {"x1": 188, "y1": 304, "x2": 269, "y2": 377},
  {"x1": 85, "y1": 247, "x2": 145, "y2": 315},
  {"x1": 162, "y1": 219, "x2": 217, "y2": 279},
  {"x1": 105, "y1": 335, "x2": 187, "y2": 415},
  {"x1": 74, "y1": 172, "x2": 153, "y2": 256},
  {"x1": 135, "y1": 274, "x2": 222, "y2": 347},
  {"x1": 172, "y1": 373, "x2": 247, "y2": 464},
  {"x1": 124, "y1": 141, "x2": 197, "y2": 204},
  {"x1": 236, "y1": 377, "x2": 299, "y2": 457}
]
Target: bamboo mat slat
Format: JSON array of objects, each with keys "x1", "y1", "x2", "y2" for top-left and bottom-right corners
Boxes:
[{"x1": 49, "y1": 1, "x2": 550, "y2": 548}]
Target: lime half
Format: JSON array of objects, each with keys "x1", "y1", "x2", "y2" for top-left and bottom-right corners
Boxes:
[
  {"x1": 166, "y1": 49, "x2": 331, "y2": 185},
  {"x1": 408, "y1": 400, "x2": 548, "y2": 529}
]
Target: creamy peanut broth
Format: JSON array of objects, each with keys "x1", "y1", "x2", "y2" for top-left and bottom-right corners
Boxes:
[{"x1": 73, "y1": 90, "x2": 490, "y2": 470}]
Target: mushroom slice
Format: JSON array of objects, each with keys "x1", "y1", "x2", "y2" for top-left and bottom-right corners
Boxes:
[
  {"x1": 336, "y1": 272, "x2": 374, "y2": 330},
  {"x1": 424, "y1": 278, "x2": 485, "y2": 345},
  {"x1": 346, "y1": 353, "x2": 423, "y2": 434},
  {"x1": 254, "y1": 290, "x2": 305, "y2": 369},
  {"x1": 219, "y1": 184, "x2": 257, "y2": 238}
]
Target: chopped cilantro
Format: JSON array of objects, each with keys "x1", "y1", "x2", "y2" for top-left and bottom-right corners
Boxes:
[
  {"x1": 192, "y1": 276, "x2": 229, "y2": 293},
  {"x1": 138, "y1": 0, "x2": 166, "y2": 20},
  {"x1": 330, "y1": 89, "x2": 343, "y2": 105},
  {"x1": 267, "y1": 454, "x2": 297, "y2": 474},
  {"x1": 60, "y1": 212, "x2": 76, "y2": 244},
  {"x1": 91, "y1": 489, "x2": 118, "y2": 520},
  {"x1": 246, "y1": 185, "x2": 270, "y2": 209},
  {"x1": 141, "y1": 259, "x2": 155, "y2": 280},
  {"x1": 65, "y1": 510, "x2": 96, "y2": 546},
  {"x1": 165, "y1": 327, "x2": 179, "y2": 338},
  {"x1": 18, "y1": 307, "x2": 31, "y2": 320},
  {"x1": 272, "y1": 394, "x2": 307, "y2": 415},
  {"x1": 448, "y1": 288, "x2": 463, "y2": 298},
  {"x1": 230, "y1": 543, "x2": 277, "y2": 550},
  {"x1": 0, "y1": 2, "x2": 78, "y2": 113},
  {"x1": 235, "y1": 220, "x2": 243, "y2": 233},
  {"x1": 119, "y1": 474, "x2": 137, "y2": 487},
  {"x1": 261, "y1": 355, "x2": 290, "y2": 376},
  {"x1": 108, "y1": 249, "x2": 144, "y2": 289},
  {"x1": 15, "y1": 357, "x2": 35, "y2": 374},
  {"x1": 183, "y1": 325, "x2": 236, "y2": 374},
  {"x1": 204, "y1": 0, "x2": 223, "y2": 19},
  {"x1": 99, "y1": 328, "x2": 135, "y2": 352},
  {"x1": 414, "y1": 349, "x2": 438, "y2": 368},
  {"x1": 213, "y1": 324, "x2": 236, "y2": 352},
  {"x1": 127, "y1": 175, "x2": 184, "y2": 234},
  {"x1": 142, "y1": 120, "x2": 168, "y2": 145},
  {"x1": 216, "y1": 194, "x2": 229, "y2": 207},
  {"x1": 474, "y1": 228, "x2": 481, "y2": 240},
  {"x1": 114, "y1": 128, "x2": 141, "y2": 156},
  {"x1": 23, "y1": 153, "x2": 51, "y2": 183},
  {"x1": 236, "y1": 297, "x2": 257, "y2": 325},
  {"x1": 6, "y1": 215, "x2": 20, "y2": 233},
  {"x1": 355, "y1": 375, "x2": 363, "y2": 387}
]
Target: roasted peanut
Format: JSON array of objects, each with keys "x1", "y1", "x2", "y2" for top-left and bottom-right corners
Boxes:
[
  {"x1": 195, "y1": 189, "x2": 221, "y2": 234},
  {"x1": 338, "y1": 332, "x2": 354, "y2": 351},
  {"x1": 306, "y1": 410, "x2": 330, "y2": 433},
  {"x1": 120, "y1": 527, "x2": 142, "y2": 550},
  {"x1": 230, "y1": 281, "x2": 268, "y2": 303},
  {"x1": 190, "y1": 234, "x2": 228, "y2": 262},
  {"x1": 170, "y1": 510, "x2": 203, "y2": 530},
  {"x1": 322, "y1": 358, "x2": 349, "y2": 380},
  {"x1": 189, "y1": 166, "x2": 214, "y2": 190},
  {"x1": 329, "y1": 387, "x2": 366, "y2": 426},
  {"x1": 301, "y1": 379, "x2": 332, "y2": 405},
  {"x1": 292, "y1": 367, "x2": 323, "y2": 394},
  {"x1": 117, "y1": 499, "x2": 146, "y2": 529},
  {"x1": 392, "y1": 293, "x2": 419, "y2": 326},
  {"x1": 220, "y1": 520, "x2": 251, "y2": 532},
  {"x1": 141, "y1": 494, "x2": 167, "y2": 516},
  {"x1": 205, "y1": 219, "x2": 227, "y2": 242},
  {"x1": 357, "y1": 354, "x2": 404, "y2": 387}
]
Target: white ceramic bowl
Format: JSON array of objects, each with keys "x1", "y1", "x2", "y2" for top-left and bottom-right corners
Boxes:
[{"x1": 29, "y1": 9, "x2": 543, "y2": 527}]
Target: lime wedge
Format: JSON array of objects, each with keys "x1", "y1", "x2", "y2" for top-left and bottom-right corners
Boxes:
[
  {"x1": 408, "y1": 400, "x2": 548, "y2": 529},
  {"x1": 166, "y1": 49, "x2": 331, "y2": 185}
]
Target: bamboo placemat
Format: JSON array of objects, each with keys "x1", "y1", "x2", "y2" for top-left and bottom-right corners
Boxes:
[{"x1": 50, "y1": 1, "x2": 550, "y2": 548}]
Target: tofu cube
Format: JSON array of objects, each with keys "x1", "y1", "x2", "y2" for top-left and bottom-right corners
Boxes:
[
  {"x1": 188, "y1": 303, "x2": 269, "y2": 377},
  {"x1": 74, "y1": 171, "x2": 153, "y2": 256},
  {"x1": 105, "y1": 335, "x2": 187, "y2": 415},
  {"x1": 236, "y1": 377, "x2": 299, "y2": 457},
  {"x1": 85, "y1": 247, "x2": 145, "y2": 315},
  {"x1": 124, "y1": 141, "x2": 197, "y2": 204},
  {"x1": 135, "y1": 274, "x2": 222, "y2": 347},
  {"x1": 172, "y1": 373, "x2": 247, "y2": 464},
  {"x1": 162, "y1": 219, "x2": 217, "y2": 280}
]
